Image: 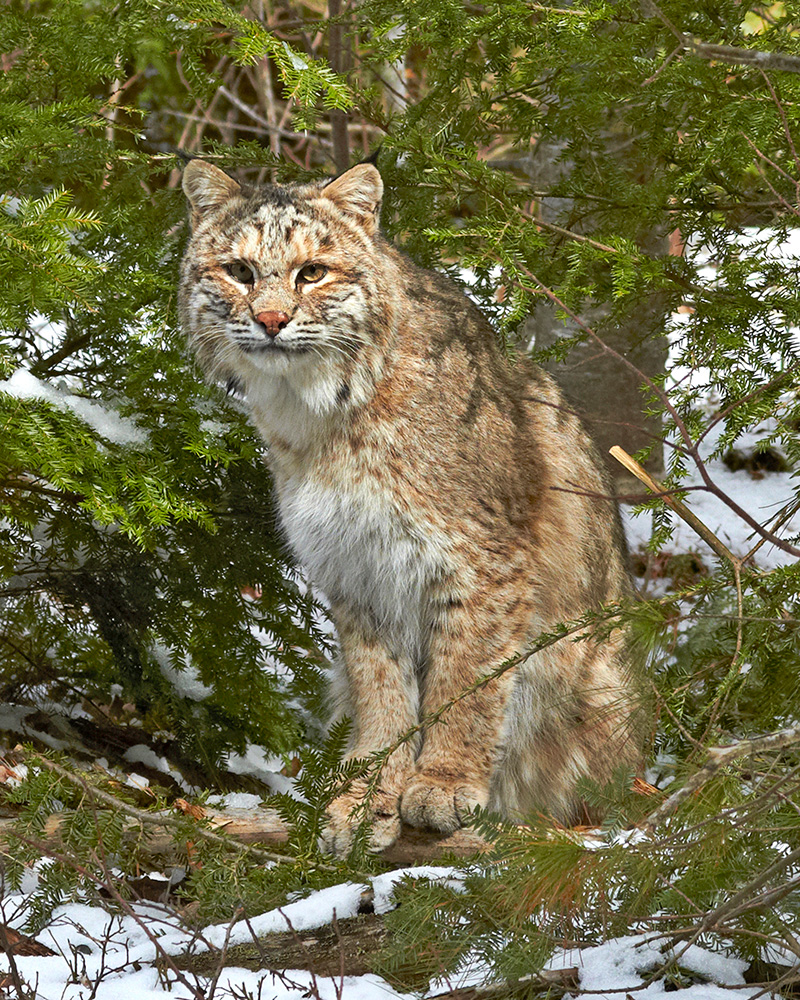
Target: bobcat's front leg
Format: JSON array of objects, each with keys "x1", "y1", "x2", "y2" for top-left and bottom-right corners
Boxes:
[
  {"x1": 401, "y1": 587, "x2": 528, "y2": 834},
  {"x1": 321, "y1": 608, "x2": 418, "y2": 856}
]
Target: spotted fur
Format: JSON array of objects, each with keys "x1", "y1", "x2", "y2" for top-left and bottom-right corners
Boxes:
[{"x1": 179, "y1": 160, "x2": 643, "y2": 854}]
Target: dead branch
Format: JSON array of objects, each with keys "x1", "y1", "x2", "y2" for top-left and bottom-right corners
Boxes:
[
  {"x1": 609, "y1": 446, "x2": 739, "y2": 566},
  {"x1": 641, "y1": 725, "x2": 800, "y2": 832},
  {"x1": 0, "y1": 804, "x2": 490, "y2": 867},
  {"x1": 644, "y1": 0, "x2": 800, "y2": 76}
]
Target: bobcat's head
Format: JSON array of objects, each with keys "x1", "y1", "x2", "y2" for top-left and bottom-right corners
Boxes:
[{"x1": 179, "y1": 161, "x2": 391, "y2": 411}]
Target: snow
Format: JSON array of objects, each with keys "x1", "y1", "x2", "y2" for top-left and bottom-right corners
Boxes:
[
  {"x1": 0, "y1": 870, "x2": 463, "y2": 1000},
  {"x1": 224, "y1": 744, "x2": 301, "y2": 796},
  {"x1": 0, "y1": 703, "x2": 71, "y2": 751},
  {"x1": 0, "y1": 887, "x2": 769, "y2": 1000},
  {"x1": 202, "y1": 881, "x2": 366, "y2": 948},
  {"x1": 206, "y1": 791, "x2": 264, "y2": 810},
  {"x1": 0, "y1": 367, "x2": 147, "y2": 446},
  {"x1": 123, "y1": 745, "x2": 195, "y2": 792},
  {"x1": 152, "y1": 643, "x2": 213, "y2": 702},
  {"x1": 543, "y1": 936, "x2": 753, "y2": 1000},
  {"x1": 123, "y1": 769, "x2": 151, "y2": 791},
  {"x1": 370, "y1": 866, "x2": 462, "y2": 915}
]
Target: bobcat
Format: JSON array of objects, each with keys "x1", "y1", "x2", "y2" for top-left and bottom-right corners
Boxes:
[{"x1": 179, "y1": 159, "x2": 641, "y2": 854}]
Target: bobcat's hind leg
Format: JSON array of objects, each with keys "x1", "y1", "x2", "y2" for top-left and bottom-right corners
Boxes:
[{"x1": 490, "y1": 639, "x2": 642, "y2": 824}]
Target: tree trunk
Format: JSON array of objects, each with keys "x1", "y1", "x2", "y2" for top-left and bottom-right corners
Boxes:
[{"x1": 515, "y1": 138, "x2": 669, "y2": 488}]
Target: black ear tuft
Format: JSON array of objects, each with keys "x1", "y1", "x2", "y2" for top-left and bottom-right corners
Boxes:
[{"x1": 358, "y1": 146, "x2": 382, "y2": 167}]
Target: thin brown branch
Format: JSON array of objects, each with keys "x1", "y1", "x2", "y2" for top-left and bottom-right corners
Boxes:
[
  {"x1": 694, "y1": 369, "x2": 794, "y2": 449},
  {"x1": 610, "y1": 446, "x2": 740, "y2": 565},
  {"x1": 14, "y1": 752, "x2": 304, "y2": 869},
  {"x1": 644, "y1": 0, "x2": 800, "y2": 75},
  {"x1": 641, "y1": 725, "x2": 800, "y2": 832},
  {"x1": 742, "y1": 133, "x2": 800, "y2": 201},
  {"x1": 522, "y1": 209, "x2": 619, "y2": 253},
  {"x1": 1, "y1": 474, "x2": 84, "y2": 505},
  {"x1": 23, "y1": 834, "x2": 207, "y2": 999},
  {"x1": 671, "y1": 846, "x2": 800, "y2": 972},
  {"x1": 759, "y1": 69, "x2": 800, "y2": 196},
  {"x1": 641, "y1": 43, "x2": 684, "y2": 86},
  {"x1": 29, "y1": 332, "x2": 93, "y2": 377}
]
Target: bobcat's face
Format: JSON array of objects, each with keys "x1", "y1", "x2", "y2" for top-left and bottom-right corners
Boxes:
[{"x1": 179, "y1": 163, "x2": 389, "y2": 399}]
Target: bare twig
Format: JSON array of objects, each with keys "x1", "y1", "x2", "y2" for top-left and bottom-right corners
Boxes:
[
  {"x1": 610, "y1": 447, "x2": 739, "y2": 565},
  {"x1": 759, "y1": 69, "x2": 800, "y2": 199},
  {"x1": 641, "y1": 725, "x2": 800, "y2": 832},
  {"x1": 644, "y1": 0, "x2": 800, "y2": 75}
]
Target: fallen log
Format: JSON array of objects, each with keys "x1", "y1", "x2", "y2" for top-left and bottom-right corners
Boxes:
[
  {"x1": 167, "y1": 910, "x2": 579, "y2": 993},
  {"x1": 0, "y1": 807, "x2": 491, "y2": 866}
]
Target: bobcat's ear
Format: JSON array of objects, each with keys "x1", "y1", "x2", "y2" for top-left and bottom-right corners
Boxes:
[
  {"x1": 182, "y1": 160, "x2": 241, "y2": 222},
  {"x1": 321, "y1": 163, "x2": 383, "y2": 235}
]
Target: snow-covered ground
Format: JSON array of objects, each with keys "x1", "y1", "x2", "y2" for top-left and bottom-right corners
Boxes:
[{"x1": 0, "y1": 867, "x2": 767, "y2": 1000}]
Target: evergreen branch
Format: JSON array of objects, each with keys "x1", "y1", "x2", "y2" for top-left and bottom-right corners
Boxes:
[
  {"x1": 642, "y1": 725, "x2": 800, "y2": 833},
  {"x1": 670, "y1": 846, "x2": 800, "y2": 969},
  {"x1": 758, "y1": 68, "x2": 800, "y2": 193},
  {"x1": 0, "y1": 474, "x2": 85, "y2": 504},
  {"x1": 327, "y1": 0, "x2": 351, "y2": 173},
  {"x1": 652, "y1": 766, "x2": 800, "y2": 851},
  {"x1": 13, "y1": 752, "x2": 336, "y2": 870},
  {"x1": 644, "y1": 0, "x2": 800, "y2": 75},
  {"x1": 518, "y1": 266, "x2": 800, "y2": 559}
]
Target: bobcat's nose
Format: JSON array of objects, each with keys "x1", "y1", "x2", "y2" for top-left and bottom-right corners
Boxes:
[{"x1": 255, "y1": 310, "x2": 290, "y2": 338}]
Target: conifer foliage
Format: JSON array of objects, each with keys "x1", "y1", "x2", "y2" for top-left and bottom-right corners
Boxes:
[
  {"x1": 2, "y1": 0, "x2": 800, "y2": 993},
  {"x1": 0, "y1": 1, "x2": 335, "y2": 770}
]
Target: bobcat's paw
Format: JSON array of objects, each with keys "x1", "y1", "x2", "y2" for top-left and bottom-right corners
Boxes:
[
  {"x1": 319, "y1": 789, "x2": 402, "y2": 857},
  {"x1": 400, "y1": 773, "x2": 488, "y2": 834}
]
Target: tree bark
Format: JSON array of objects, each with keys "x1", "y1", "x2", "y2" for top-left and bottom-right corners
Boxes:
[
  {"x1": 0, "y1": 809, "x2": 491, "y2": 865},
  {"x1": 514, "y1": 137, "x2": 669, "y2": 487}
]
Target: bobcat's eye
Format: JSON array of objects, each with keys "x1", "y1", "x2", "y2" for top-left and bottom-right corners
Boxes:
[
  {"x1": 297, "y1": 263, "x2": 328, "y2": 285},
  {"x1": 226, "y1": 261, "x2": 255, "y2": 284}
]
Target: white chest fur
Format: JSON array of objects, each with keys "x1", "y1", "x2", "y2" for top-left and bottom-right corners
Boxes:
[{"x1": 274, "y1": 471, "x2": 451, "y2": 659}]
